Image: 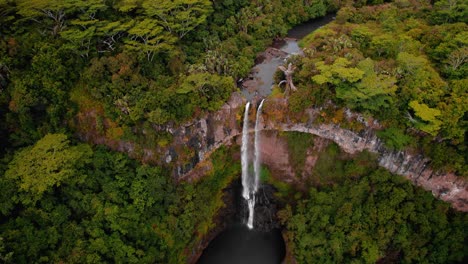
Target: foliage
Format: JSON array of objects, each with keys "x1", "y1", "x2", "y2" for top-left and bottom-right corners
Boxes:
[
  {"x1": 0, "y1": 137, "x2": 239, "y2": 263},
  {"x1": 336, "y1": 58, "x2": 397, "y2": 112},
  {"x1": 141, "y1": 0, "x2": 213, "y2": 39},
  {"x1": 165, "y1": 145, "x2": 240, "y2": 262},
  {"x1": 295, "y1": 0, "x2": 467, "y2": 175},
  {"x1": 177, "y1": 72, "x2": 235, "y2": 111},
  {"x1": 310, "y1": 143, "x2": 378, "y2": 187},
  {"x1": 282, "y1": 169, "x2": 468, "y2": 263},
  {"x1": 5, "y1": 134, "x2": 92, "y2": 206},
  {"x1": 261, "y1": 165, "x2": 294, "y2": 200},
  {"x1": 312, "y1": 57, "x2": 364, "y2": 85},
  {"x1": 376, "y1": 126, "x2": 412, "y2": 150},
  {"x1": 430, "y1": 0, "x2": 468, "y2": 24},
  {"x1": 408, "y1": 100, "x2": 442, "y2": 136},
  {"x1": 284, "y1": 132, "x2": 315, "y2": 174}
]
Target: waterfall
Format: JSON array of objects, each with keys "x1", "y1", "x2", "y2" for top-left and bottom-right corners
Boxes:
[
  {"x1": 253, "y1": 99, "x2": 265, "y2": 192},
  {"x1": 241, "y1": 100, "x2": 265, "y2": 229},
  {"x1": 241, "y1": 102, "x2": 250, "y2": 200},
  {"x1": 247, "y1": 199, "x2": 255, "y2": 229}
]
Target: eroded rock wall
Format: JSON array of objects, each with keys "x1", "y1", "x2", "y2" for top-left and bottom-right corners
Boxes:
[{"x1": 75, "y1": 95, "x2": 468, "y2": 211}]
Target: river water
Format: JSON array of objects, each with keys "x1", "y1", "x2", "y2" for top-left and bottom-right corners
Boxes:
[
  {"x1": 197, "y1": 14, "x2": 335, "y2": 264},
  {"x1": 241, "y1": 13, "x2": 335, "y2": 101}
]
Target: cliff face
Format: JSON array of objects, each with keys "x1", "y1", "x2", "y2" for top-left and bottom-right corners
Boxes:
[{"x1": 75, "y1": 94, "x2": 468, "y2": 212}]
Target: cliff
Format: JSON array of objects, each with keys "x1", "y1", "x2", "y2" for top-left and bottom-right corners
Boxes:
[{"x1": 75, "y1": 93, "x2": 468, "y2": 212}]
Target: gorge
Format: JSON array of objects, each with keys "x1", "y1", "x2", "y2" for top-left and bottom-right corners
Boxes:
[
  {"x1": 70, "y1": 11, "x2": 468, "y2": 263},
  {"x1": 76, "y1": 92, "x2": 468, "y2": 213},
  {"x1": 72, "y1": 15, "x2": 467, "y2": 263},
  {"x1": 2, "y1": 1, "x2": 467, "y2": 263}
]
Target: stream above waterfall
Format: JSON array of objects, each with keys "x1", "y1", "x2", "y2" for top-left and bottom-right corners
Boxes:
[{"x1": 241, "y1": 13, "x2": 335, "y2": 101}]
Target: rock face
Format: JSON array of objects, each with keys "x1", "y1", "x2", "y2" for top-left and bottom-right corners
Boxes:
[
  {"x1": 75, "y1": 95, "x2": 468, "y2": 212},
  {"x1": 258, "y1": 130, "x2": 331, "y2": 190},
  {"x1": 186, "y1": 178, "x2": 239, "y2": 264}
]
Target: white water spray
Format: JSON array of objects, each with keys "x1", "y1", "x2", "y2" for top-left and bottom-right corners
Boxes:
[
  {"x1": 241, "y1": 100, "x2": 265, "y2": 229},
  {"x1": 253, "y1": 99, "x2": 265, "y2": 192},
  {"x1": 247, "y1": 198, "x2": 255, "y2": 228},
  {"x1": 241, "y1": 102, "x2": 250, "y2": 200}
]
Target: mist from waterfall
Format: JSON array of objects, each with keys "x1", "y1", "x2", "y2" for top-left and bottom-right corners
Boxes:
[{"x1": 241, "y1": 100, "x2": 265, "y2": 229}]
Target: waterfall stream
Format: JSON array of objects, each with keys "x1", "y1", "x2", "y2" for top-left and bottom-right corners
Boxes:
[
  {"x1": 254, "y1": 99, "x2": 265, "y2": 192},
  {"x1": 241, "y1": 102, "x2": 250, "y2": 201},
  {"x1": 241, "y1": 100, "x2": 265, "y2": 229}
]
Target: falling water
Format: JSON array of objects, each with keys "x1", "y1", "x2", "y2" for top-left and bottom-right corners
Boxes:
[
  {"x1": 241, "y1": 102, "x2": 251, "y2": 201},
  {"x1": 253, "y1": 99, "x2": 265, "y2": 192},
  {"x1": 241, "y1": 100, "x2": 265, "y2": 229},
  {"x1": 247, "y1": 199, "x2": 255, "y2": 228}
]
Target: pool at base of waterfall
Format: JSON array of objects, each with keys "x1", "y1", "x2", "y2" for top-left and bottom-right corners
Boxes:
[{"x1": 197, "y1": 224, "x2": 285, "y2": 264}]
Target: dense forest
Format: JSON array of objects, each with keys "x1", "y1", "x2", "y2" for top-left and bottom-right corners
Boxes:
[
  {"x1": 0, "y1": 0, "x2": 467, "y2": 263},
  {"x1": 269, "y1": 141, "x2": 467, "y2": 263},
  {"x1": 283, "y1": 0, "x2": 467, "y2": 175}
]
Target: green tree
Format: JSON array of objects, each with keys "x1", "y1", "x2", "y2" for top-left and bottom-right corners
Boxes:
[
  {"x1": 312, "y1": 57, "x2": 364, "y2": 85},
  {"x1": 283, "y1": 169, "x2": 467, "y2": 263},
  {"x1": 409, "y1": 100, "x2": 443, "y2": 136},
  {"x1": 5, "y1": 133, "x2": 92, "y2": 205},
  {"x1": 438, "y1": 79, "x2": 468, "y2": 143},
  {"x1": 142, "y1": 0, "x2": 213, "y2": 39},
  {"x1": 376, "y1": 127, "x2": 412, "y2": 150},
  {"x1": 176, "y1": 72, "x2": 235, "y2": 111},
  {"x1": 370, "y1": 33, "x2": 398, "y2": 58},
  {"x1": 396, "y1": 52, "x2": 447, "y2": 104},
  {"x1": 16, "y1": 0, "x2": 107, "y2": 36},
  {"x1": 336, "y1": 58, "x2": 397, "y2": 112},
  {"x1": 124, "y1": 18, "x2": 176, "y2": 61},
  {"x1": 430, "y1": 0, "x2": 468, "y2": 24}
]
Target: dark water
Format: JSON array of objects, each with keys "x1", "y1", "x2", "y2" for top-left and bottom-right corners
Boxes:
[
  {"x1": 197, "y1": 224, "x2": 285, "y2": 264},
  {"x1": 286, "y1": 13, "x2": 336, "y2": 39}
]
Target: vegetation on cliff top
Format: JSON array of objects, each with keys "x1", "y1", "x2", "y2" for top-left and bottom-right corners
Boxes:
[
  {"x1": 0, "y1": 0, "x2": 333, "y2": 151},
  {"x1": 281, "y1": 0, "x2": 467, "y2": 176}
]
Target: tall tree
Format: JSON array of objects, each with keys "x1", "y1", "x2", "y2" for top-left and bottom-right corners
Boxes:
[
  {"x1": 16, "y1": 0, "x2": 107, "y2": 36},
  {"x1": 142, "y1": 0, "x2": 213, "y2": 39},
  {"x1": 312, "y1": 57, "x2": 364, "y2": 85},
  {"x1": 5, "y1": 133, "x2": 92, "y2": 205},
  {"x1": 336, "y1": 58, "x2": 397, "y2": 112},
  {"x1": 125, "y1": 18, "x2": 176, "y2": 61},
  {"x1": 408, "y1": 100, "x2": 443, "y2": 136}
]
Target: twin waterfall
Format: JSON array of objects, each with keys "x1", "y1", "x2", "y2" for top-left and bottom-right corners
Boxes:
[{"x1": 241, "y1": 99, "x2": 265, "y2": 229}]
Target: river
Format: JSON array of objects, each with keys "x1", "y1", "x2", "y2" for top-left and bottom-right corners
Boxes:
[{"x1": 241, "y1": 13, "x2": 335, "y2": 101}]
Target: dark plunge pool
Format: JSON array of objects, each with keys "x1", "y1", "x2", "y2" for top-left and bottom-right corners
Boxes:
[{"x1": 197, "y1": 224, "x2": 285, "y2": 264}]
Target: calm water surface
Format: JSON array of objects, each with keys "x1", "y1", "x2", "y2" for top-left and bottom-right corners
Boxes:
[{"x1": 197, "y1": 224, "x2": 285, "y2": 264}]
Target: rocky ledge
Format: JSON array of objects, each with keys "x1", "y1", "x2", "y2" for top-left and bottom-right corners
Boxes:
[
  {"x1": 184, "y1": 97, "x2": 468, "y2": 212},
  {"x1": 76, "y1": 94, "x2": 468, "y2": 212}
]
